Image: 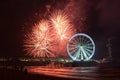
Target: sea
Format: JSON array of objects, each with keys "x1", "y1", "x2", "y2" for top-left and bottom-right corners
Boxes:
[{"x1": 27, "y1": 62, "x2": 120, "y2": 80}]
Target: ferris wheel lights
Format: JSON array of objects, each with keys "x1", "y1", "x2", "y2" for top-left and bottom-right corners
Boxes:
[{"x1": 67, "y1": 33, "x2": 95, "y2": 61}]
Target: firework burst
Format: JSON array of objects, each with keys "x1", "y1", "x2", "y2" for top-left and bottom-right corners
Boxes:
[
  {"x1": 24, "y1": 10, "x2": 76, "y2": 57},
  {"x1": 24, "y1": 19, "x2": 56, "y2": 58},
  {"x1": 50, "y1": 10, "x2": 75, "y2": 40},
  {"x1": 50, "y1": 10, "x2": 76, "y2": 56}
]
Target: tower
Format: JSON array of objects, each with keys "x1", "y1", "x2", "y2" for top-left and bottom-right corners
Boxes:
[{"x1": 106, "y1": 38, "x2": 113, "y2": 61}]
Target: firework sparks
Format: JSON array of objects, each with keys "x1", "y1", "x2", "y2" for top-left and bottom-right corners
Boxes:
[
  {"x1": 24, "y1": 10, "x2": 76, "y2": 57},
  {"x1": 50, "y1": 10, "x2": 75, "y2": 40},
  {"x1": 50, "y1": 10, "x2": 76, "y2": 56},
  {"x1": 24, "y1": 19, "x2": 56, "y2": 58}
]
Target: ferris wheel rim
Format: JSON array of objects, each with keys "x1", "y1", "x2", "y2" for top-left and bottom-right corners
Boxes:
[{"x1": 67, "y1": 33, "x2": 95, "y2": 61}]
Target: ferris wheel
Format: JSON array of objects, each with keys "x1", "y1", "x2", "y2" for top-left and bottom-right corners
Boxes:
[{"x1": 67, "y1": 33, "x2": 95, "y2": 61}]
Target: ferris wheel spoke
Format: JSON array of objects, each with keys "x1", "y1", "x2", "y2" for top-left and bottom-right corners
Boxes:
[
  {"x1": 86, "y1": 43, "x2": 93, "y2": 46},
  {"x1": 70, "y1": 48, "x2": 78, "y2": 54},
  {"x1": 77, "y1": 53, "x2": 81, "y2": 60},
  {"x1": 70, "y1": 50, "x2": 76, "y2": 54},
  {"x1": 84, "y1": 48, "x2": 92, "y2": 53},
  {"x1": 69, "y1": 44, "x2": 78, "y2": 47},
  {"x1": 72, "y1": 37, "x2": 79, "y2": 44},
  {"x1": 83, "y1": 36, "x2": 87, "y2": 44},
  {"x1": 80, "y1": 36, "x2": 82, "y2": 44},
  {"x1": 83, "y1": 37, "x2": 88, "y2": 43},
  {"x1": 86, "y1": 47, "x2": 93, "y2": 50},
  {"x1": 81, "y1": 47, "x2": 89, "y2": 59},
  {"x1": 69, "y1": 40, "x2": 77, "y2": 45},
  {"x1": 78, "y1": 36, "x2": 81, "y2": 42},
  {"x1": 72, "y1": 48, "x2": 81, "y2": 60},
  {"x1": 79, "y1": 36, "x2": 81, "y2": 43},
  {"x1": 85, "y1": 49, "x2": 92, "y2": 54},
  {"x1": 69, "y1": 46, "x2": 77, "y2": 50},
  {"x1": 84, "y1": 46, "x2": 93, "y2": 50},
  {"x1": 76, "y1": 36, "x2": 79, "y2": 41},
  {"x1": 80, "y1": 36, "x2": 84, "y2": 44},
  {"x1": 69, "y1": 45, "x2": 78, "y2": 50},
  {"x1": 72, "y1": 52, "x2": 78, "y2": 60},
  {"x1": 83, "y1": 49, "x2": 91, "y2": 57},
  {"x1": 80, "y1": 51, "x2": 84, "y2": 60},
  {"x1": 74, "y1": 36, "x2": 80, "y2": 44},
  {"x1": 69, "y1": 46, "x2": 78, "y2": 51},
  {"x1": 84, "y1": 44, "x2": 93, "y2": 49},
  {"x1": 86, "y1": 40, "x2": 91, "y2": 44}
]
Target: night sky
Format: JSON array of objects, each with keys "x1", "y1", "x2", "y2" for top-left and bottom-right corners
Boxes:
[{"x1": 0, "y1": 0, "x2": 120, "y2": 60}]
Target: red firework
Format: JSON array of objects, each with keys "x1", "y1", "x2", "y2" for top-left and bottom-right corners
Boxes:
[
  {"x1": 24, "y1": 19, "x2": 56, "y2": 58},
  {"x1": 24, "y1": 10, "x2": 76, "y2": 58},
  {"x1": 50, "y1": 10, "x2": 76, "y2": 56}
]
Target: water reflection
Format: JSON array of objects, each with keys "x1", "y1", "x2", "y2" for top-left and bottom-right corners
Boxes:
[{"x1": 27, "y1": 62, "x2": 119, "y2": 79}]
